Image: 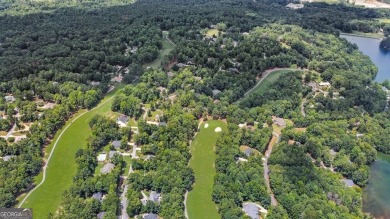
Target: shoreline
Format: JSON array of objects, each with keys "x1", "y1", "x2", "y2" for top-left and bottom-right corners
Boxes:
[{"x1": 340, "y1": 32, "x2": 383, "y2": 40}]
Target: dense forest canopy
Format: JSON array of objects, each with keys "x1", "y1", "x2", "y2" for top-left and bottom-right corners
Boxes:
[{"x1": 0, "y1": 0, "x2": 389, "y2": 218}]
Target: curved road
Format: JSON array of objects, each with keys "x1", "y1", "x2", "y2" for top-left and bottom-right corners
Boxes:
[{"x1": 18, "y1": 95, "x2": 116, "y2": 208}]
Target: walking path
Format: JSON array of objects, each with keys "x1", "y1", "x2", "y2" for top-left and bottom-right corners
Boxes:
[{"x1": 18, "y1": 94, "x2": 117, "y2": 208}]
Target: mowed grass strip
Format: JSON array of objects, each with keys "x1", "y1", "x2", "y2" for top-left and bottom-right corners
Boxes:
[
  {"x1": 21, "y1": 90, "x2": 117, "y2": 219},
  {"x1": 145, "y1": 31, "x2": 175, "y2": 69},
  {"x1": 238, "y1": 70, "x2": 292, "y2": 104},
  {"x1": 187, "y1": 120, "x2": 227, "y2": 219}
]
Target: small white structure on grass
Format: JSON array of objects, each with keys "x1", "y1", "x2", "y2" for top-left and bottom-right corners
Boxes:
[{"x1": 215, "y1": 127, "x2": 222, "y2": 132}]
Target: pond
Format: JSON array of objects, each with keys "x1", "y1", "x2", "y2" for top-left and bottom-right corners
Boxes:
[
  {"x1": 340, "y1": 34, "x2": 390, "y2": 82},
  {"x1": 341, "y1": 34, "x2": 390, "y2": 219}
]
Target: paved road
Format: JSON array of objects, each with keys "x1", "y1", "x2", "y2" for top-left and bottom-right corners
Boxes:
[
  {"x1": 120, "y1": 184, "x2": 129, "y2": 219},
  {"x1": 263, "y1": 135, "x2": 279, "y2": 207},
  {"x1": 5, "y1": 123, "x2": 16, "y2": 139}
]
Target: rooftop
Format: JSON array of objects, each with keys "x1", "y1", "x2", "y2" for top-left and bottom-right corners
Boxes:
[
  {"x1": 242, "y1": 202, "x2": 259, "y2": 219},
  {"x1": 112, "y1": 140, "x2": 121, "y2": 149},
  {"x1": 97, "y1": 154, "x2": 107, "y2": 162},
  {"x1": 100, "y1": 163, "x2": 115, "y2": 174}
]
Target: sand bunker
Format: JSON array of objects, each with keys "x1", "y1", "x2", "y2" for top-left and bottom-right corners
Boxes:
[
  {"x1": 204, "y1": 123, "x2": 209, "y2": 128},
  {"x1": 215, "y1": 127, "x2": 222, "y2": 132}
]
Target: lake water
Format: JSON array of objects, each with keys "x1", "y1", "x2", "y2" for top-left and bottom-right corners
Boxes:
[
  {"x1": 341, "y1": 34, "x2": 390, "y2": 219},
  {"x1": 362, "y1": 153, "x2": 390, "y2": 219},
  {"x1": 340, "y1": 34, "x2": 390, "y2": 82}
]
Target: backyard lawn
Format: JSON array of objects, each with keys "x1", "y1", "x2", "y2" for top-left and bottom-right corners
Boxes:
[
  {"x1": 187, "y1": 120, "x2": 227, "y2": 219},
  {"x1": 20, "y1": 88, "x2": 119, "y2": 218}
]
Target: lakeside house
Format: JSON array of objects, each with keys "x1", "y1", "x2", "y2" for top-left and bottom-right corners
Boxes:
[
  {"x1": 341, "y1": 179, "x2": 355, "y2": 187},
  {"x1": 100, "y1": 163, "x2": 115, "y2": 174}
]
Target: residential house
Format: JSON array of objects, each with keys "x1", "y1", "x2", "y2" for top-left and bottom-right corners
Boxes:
[
  {"x1": 212, "y1": 89, "x2": 221, "y2": 96},
  {"x1": 97, "y1": 212, "x2": 106, "y2": 219},
  {"x1": 142, "y1": 213, "x2": 158, "y2": 219},
  {"x1": 2, "y1": 155, "x2": 15, "y2": 162},
  {"x1": 244, "y1": 148, "x2": 253, "y2": 157},
  {"x1": 242, "y1": 203, "x2": 259, "y2": 219},
  {"x1": 341, "y1": 179, "x2": 355, "y2": 187},
  {"x1": 109, "y1": 151, "x2": 120, "y2": 159},
  {"x1": 117, "y1": 115, "x2": 129, "y2": 127},
  {"x1": 273, "y1": 117, "x2": 286, "y2": 127},
  {"x1": 92, "y1": 192, "x2": 104, "y2": 202},
  {"x1": 142, "y1": 191, "x2": 161, "y2": 206},
  {"x1": 319, "y1": 82, "x2": 331, "y2": 87},
  {"x1": 100, "y1": 163, "x2": 115, "y2": 174},
  {"x1": 111, "y1": 74, "x2": 123, "y2": 83},
  {"x1": 97, "y1": 154, "x2": 107, "y2": 162},
  {"x1": 112, "y1": 140, "x2": 121, "y2": 149},
  {"x1": 286, "y1": 3, "x2": 304, "y2": 9},
  {"x1": 91, "y1": 81, "x2": 100, "y2": 86},
  {"x1": 4, "y1": 96, "x2": 16, "y2": 102}
]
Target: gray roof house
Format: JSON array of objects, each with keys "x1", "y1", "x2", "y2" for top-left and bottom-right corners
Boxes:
[
  {"x1": 341, "y1": 179, "x2": 355, "y2": 187},
  {"x1": 212, "y1": 89, "x2": 221, "y2": 96},
  {"x1": 142, "y1": 191, "x2": 161, "y2": 206},
  {"x1": 242, "y1": 202, "x2": 259, "y2": 219},
  {"x1": 100, "y1": 163, "x2": 115, "y2": 174},
  {"x1": 244, "y1": 148, "x2": 253, "y2": 157},
  {"x1": 273, "y1": 117, "x2": 286, "y2": 127},
  {"x1": 117, "y1": 115, "x2": 129, "y2": 124},
  {"x1": 143, "y1": 214, "x2": 158, "y2": 219},
  {"x1": 97, "y1": 212, "x2": 106, "y2": 219},
  {"x1": 92, "y1": 192, "x2": 103, "y2": 202},
  {"x1": 112, "y1": 141, "x2": 121, "y2": 149},
  {"x1": 109, "y1": 151, "x2": 120, "y2": 159}
]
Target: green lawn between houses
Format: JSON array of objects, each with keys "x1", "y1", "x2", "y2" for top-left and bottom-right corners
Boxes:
[
  {"x1": 20, "y1": 87, "x2": 120, "y2": 219},
  {"x1": 187, "y1": 120, "x2": 227, "y2": 219}
]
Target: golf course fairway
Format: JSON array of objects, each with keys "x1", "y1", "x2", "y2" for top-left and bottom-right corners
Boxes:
[{"x1": 187, "y1": 120, "x2": 227, "y2": 219}]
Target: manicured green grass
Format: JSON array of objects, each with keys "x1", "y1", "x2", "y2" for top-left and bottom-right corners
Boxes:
[
  {"x1": 376, "y1": 18, "x2": 390, "y2": 24},
  {"x1": 187, "y1": 120, "x2": 227, "y2": 219},
  {"x1": 145, "y1": 31, "x2": 175, "y2": 69},
  {"x1": 237, "y1": 70, "x2": 291, "y2": 104},
  {"x1": 20, "y1": 89, "x2": 119, "y2": 218}
]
